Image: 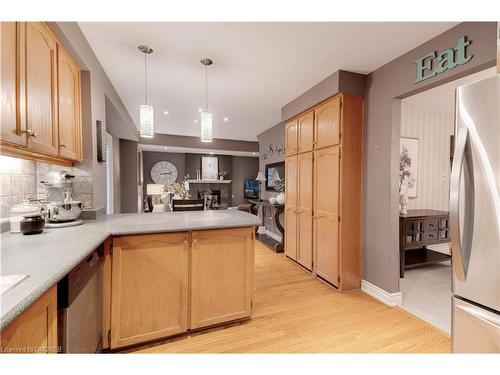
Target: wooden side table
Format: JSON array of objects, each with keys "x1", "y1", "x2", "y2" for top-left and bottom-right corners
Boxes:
[
  {"x1": 399, "y1": 209, "x2": 451, "y2": 278},
  {"x1": 249, "y1": 199, "x2": 284, "y2": 253}
]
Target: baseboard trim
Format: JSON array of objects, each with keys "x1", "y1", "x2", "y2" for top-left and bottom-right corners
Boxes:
[
  {"x1": 361, "y1": 279, "x2": 402, "y2": 307},
  {"x1": 258, "y1": 227, "x2": 281, "y2": 242}
]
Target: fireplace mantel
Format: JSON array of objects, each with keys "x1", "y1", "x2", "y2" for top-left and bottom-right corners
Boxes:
[{"x1": 188, "y1": 179, "x2": 232, "y2": 184}]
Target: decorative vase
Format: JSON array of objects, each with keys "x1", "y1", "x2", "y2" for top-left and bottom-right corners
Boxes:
[
  {"x1": 276, "y1": 192, "x2": 285, "y2": 205},
  {"x1": 399, "y1": 193, "x2": 408, "y2": 215},
  {"x1": 219, "y1": 176, "x2": 224, "y2": 180},
  {"x1": 269, "y1": 197, "x2": 277, "y2": 205}
]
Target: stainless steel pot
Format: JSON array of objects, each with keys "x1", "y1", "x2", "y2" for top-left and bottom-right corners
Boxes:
[{"x1": 45, "y1": 201, "x2": 83, "y2": 222}]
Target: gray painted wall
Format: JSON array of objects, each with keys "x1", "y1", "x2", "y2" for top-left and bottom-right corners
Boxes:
[
  {"x1": 142, "y1": 151, "x2": 186, "y2": 198},
  {"x1": 364, "y1": 22, "x2": 497, "y2": 293},
  {"x1": 231, "y1": 156, "x2": 260, "y2": 206},
  {"x1": 119, "y1": 139, "x2": 139, "y2": 213},
  {"x1": 111, "y1": 135, "x2": 121, "y2": 213},
  {"x1": 256, "y1": 122, "x2": 285, "y2": 201},
  {"x1": 141, "y1": 134, "x2": 259, "y2": 152},
  {"x1": 281, "y1": 70, "x2": 366, "y2": 121}
]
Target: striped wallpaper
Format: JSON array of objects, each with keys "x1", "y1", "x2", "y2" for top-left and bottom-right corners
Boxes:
[{"x1": 400, "y1": 106, "x2": 454, "y2": 211}]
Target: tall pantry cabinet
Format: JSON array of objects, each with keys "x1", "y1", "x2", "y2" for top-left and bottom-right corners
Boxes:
[{"x1": 284, "y1": 93, "x2": 363, "y2": 292}]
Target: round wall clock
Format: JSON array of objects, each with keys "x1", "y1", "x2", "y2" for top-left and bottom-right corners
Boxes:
[{"x1": 150, "y1": 161, "x2": 178, "y2": 186}]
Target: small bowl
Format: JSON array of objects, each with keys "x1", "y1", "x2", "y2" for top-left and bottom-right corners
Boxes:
[{"x1": 20, "y1": 213, "x2": 45, "y2": 235}]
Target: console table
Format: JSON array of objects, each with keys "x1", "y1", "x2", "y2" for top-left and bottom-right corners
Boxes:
[
  {"x1": 399, "y1": 209, "x2": 451, "y2": 278},
  {"x1": 249, "y1": 199, "x2": 284, "y2": 253}
]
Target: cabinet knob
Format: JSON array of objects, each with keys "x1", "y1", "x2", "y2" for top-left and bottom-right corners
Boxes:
[
  {"x1": 60, "y1": 143, "x2": 67, "y2": 148},
  {"x1": 22, "y1": 129, "x2": 37, "y2": 138}
]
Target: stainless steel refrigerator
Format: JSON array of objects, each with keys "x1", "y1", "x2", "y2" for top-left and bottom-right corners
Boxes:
[{"x1": 450, "y1": 74, "x2": 500, "y2": 353}]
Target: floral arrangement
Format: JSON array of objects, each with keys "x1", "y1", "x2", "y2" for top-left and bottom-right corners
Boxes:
[
  {"x1": 218, "y1": 170, "x2": 229, "y2": 180},
  {"x1": 163, "y1": 175, "x2": 191, "y2": 199},
  {"x1": 273, "y1": 178, "x2": 285, "y2": 192}
]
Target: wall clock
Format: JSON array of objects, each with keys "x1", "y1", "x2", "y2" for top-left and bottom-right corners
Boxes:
[{"x1": 150, "y1": 161, "x2": 178, "y2": 186}]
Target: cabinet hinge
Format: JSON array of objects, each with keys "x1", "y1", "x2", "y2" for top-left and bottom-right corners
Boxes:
[
  {"x1": 109, "y1": 245, "x2": 113, "y2": 256},
  {"x1": 338, "y1": 216, "x2": 341, "y2": 222},
  {"x1": 107, "y1": 329, "x2": 111, "y2": 342}
]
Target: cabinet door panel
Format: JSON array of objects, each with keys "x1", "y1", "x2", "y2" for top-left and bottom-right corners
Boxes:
[
  {"x1": 285, "y1": 118, "x2": 298, "y2": 156},
  {"x1": 111, "y1": 233, "x2": 189, "y2": 349},
  {"x1": 25, "y1": 22, "x2": 58, "y2": 155},
  {"x1": 298, "y1": 110, "x2": 314, "y2": 153},
  {"x1": 191, "y1": 228, "x2": 254, "y2": 329},
  {"x1": 285, "y1": 156, "x2": 298, "y2": 206},
  {"x1": 285, "y1": 206, "x2": 298, "y2": 260},
  {"x1": 58, "y1": 45, "x2": 81, "y2": 160},
  {"x1": 313, "y1": 215, "x2": 340, "y2": 286},
  {"x1": 1, "y1": 286, "x2": 57, "y2": 353},
  {"x1": 297, "y1": 152, "x2": 313, "y2": 269},
  {"x1": 0, "y1": 22, "x2": 26, "y2": 146},
  {"x1": 313, "y1": 146, "x2": 340, "y2": 285},
  {"x1": 314, "y1": 96, "x2": 341, "y2": 149}
]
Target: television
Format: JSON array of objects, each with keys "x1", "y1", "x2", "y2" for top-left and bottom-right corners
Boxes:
[
  {"x1": 265, "y1": 161, "x2": 285, "y2": 191},
  {"x1": 243, "y1": 179, "x2": 259, "y2": 199}
]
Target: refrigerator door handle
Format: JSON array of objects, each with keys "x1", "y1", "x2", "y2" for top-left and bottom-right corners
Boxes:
[{"x1": 450, "y1": 126, "x2": 474, "y2": 281}]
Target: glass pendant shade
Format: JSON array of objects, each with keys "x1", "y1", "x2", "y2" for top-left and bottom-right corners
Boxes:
[
  {"x1": 140, "y1": 104, "x2": 154, "y2": 138},
  {"x1": 200, "y1": 111, "x2": 213, "y2": 142}
]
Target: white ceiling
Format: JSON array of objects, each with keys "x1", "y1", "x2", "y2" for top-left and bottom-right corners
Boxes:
[
  {"x1": 403, "y1": 67, "x2": 497, "y2": 112},
  {"x1": 79, "y1": 22, "x2": 458, "y2": 141},
  {"x1": 139, "y1": 144, "x2": 259, "y2": 157}
]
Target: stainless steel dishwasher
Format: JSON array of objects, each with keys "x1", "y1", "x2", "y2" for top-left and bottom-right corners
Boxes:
[{"x1": 58, "y1": 247, "x2": 103, "y2": 353}]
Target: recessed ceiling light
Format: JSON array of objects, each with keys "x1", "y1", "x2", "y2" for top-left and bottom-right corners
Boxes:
[
  {"x1": 198, "y1": 108, "x2": 203, "y2": 113},
  {"x1": 163, "y1": 110, "x2": 169, "y2": 115},
  {"x1": 253, "y1": 152, "x2": 257, "y2": 155},
  {"x1": 194, "y1": 119, "x2": 198, "y2": 124},
  {"x1": 164, "y1": 146, "x2": 168, "y2": 150},
  {"x1": 223, "y1": 117, "x2": 229, "y2": 122},
  {"x1": 210, "y1": 152, "x2": 214, "y2": 155}
]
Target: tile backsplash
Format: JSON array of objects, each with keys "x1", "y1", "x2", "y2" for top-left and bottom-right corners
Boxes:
[{"x1": 0, "y1": 155, "x2": 94, "y2": 219}]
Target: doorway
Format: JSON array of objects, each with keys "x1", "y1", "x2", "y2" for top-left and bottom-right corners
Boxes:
[{"x1": 397, "y1": 67, "x2": 497, "y2": 333}]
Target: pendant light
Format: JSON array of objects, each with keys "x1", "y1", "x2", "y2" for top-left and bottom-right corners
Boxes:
[
  {"x1": 138, "y1": 45, "x2": 154, "y2": 138},
  {"x1": 200, "y1": 57, "x2": 213, "y2": 142}
]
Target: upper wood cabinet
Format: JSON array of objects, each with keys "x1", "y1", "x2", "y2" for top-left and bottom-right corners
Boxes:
[
  {"x1": 285, "y1": 118, "x2": 298, "y2": 156},
  {"x1": 297, "y1": 110, "x2": 314, "y2": 153},
  {"x1": 0, "y1": 22, "x2": 82, "y2": 166},
  {"x1": 58, "y1": 45, "x2": 81, "y2": 160},
  {"x1": 190, "y1": 228, "x2": 254, "y2": 329},
  {"x1": 1, "y1": 286, "x2": 57, "y2": 353},
  {"x1": 0, "y1": 22, "x2": 26, "y2": 146},
  {"x1": 111, "y1": 233, "x2": 189, "y2": 349},
  {"x1": 25, "y1": 22, "x2": 59, "y2": 156},
  {"x1": 314, "y1": 95, "x2": 341, "y2": 149}
]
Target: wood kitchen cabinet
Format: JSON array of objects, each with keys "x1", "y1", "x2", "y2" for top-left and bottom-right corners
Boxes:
[
  {"x1": 190, "y1": 228, "x2": 254, "y2": 329},
  {"x1": 314, "y1": 95, "x2": 341, "y2": 149},
  {"x1": 57, "y1": 44, "x2": 81, "y2": 161},
  {"x1": 110, "y1": 233, "x2": 189, "y2": 349},
  {"x1": 297, "y1": 110, "x2": 314, "y2": 153},
  {"x1": 285, "y1": 118, "x2": 298, "y2": 156},
  {"x1": 284, "y1": 93, "x2": 363, "y2": 292},
  {"x1": 1, "y1": 286, "x2": 57, "y2": 353},
  {"x1": 313, "y1": 146, "x2": 341, "y2": 286},
  {"x1": 25, "y1": 22, "x2": 59, "y2": 156},
  {"x1": 0, "y1": 22, "x2": 26, "y2": 146},
  {"x1": 0, "y1": 21, "x2": 82, "y2": 166}
]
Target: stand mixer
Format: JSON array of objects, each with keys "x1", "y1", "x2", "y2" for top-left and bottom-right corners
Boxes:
[{"x1": 40, "y1": 171, "x2": 84, "y2": 227}]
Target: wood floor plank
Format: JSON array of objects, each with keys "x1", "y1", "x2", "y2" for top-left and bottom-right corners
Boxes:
[{"x1": 130, "y1": 242, "x2": 450, "y2": 353}]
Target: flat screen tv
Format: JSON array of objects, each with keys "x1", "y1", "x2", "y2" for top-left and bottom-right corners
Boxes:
[
  {"x1": 265, "y1": 161, "x2": 285, "y2": 191},
  {"x1": 244, "y1": 179, "x2": 259, "y2": 199}
]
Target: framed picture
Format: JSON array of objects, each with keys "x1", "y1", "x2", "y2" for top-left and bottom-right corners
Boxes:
[
  {"x1": 201, "y1": 156, "x2": 219, "y2": 180},
  {"x1": 265, "y1": 161, "x2": 285, "y2": 191},
  {"x1": 400, "y1": 137, "x2": 419, "y2": 198}
]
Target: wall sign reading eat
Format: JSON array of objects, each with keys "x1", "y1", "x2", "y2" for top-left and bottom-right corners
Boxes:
[{"x1": 414, "y1": 36, "x2": 473, "y2": 84}]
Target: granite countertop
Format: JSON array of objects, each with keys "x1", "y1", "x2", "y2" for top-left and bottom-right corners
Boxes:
[{"x1": 0, "y1": 210, "x2": 260, "y2": 330}]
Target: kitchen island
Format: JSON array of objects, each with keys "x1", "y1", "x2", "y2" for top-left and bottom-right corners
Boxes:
[{"x1": 1, "y1": 210, "x2": 260, "y2": 351}]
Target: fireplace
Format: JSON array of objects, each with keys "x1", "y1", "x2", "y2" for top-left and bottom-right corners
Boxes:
[
  {"x1": 198, "y1": 189, "x2": 221, "y2": 209},
  {"x1": 189, "y1": 182, "x2": 230, "y2": 208}
]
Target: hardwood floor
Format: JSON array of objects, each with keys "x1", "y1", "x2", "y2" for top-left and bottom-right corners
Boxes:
[{"x1": 130, "y1": 242, "x2": 450, "y2": 353}]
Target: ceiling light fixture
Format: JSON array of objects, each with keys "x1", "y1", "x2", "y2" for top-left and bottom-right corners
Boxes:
[
  {"x1": 163, "y1": 110, "x2": 169, "y2": 115},
  {"x1": 138, "y1": 45, "x2": 154, "y2": 138},
  {"x1": 194, "y1": 119, "x2": 198, "y2": 124},
  {"x1": 198, "y1": 108, "x2": 203, "y2": 113},
  {"x1": 200, "y1": 57, "x2": 213, "y2": 142},
  {"x1": 223, "y1": 117, "x2": 229, "y2": 122}
]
